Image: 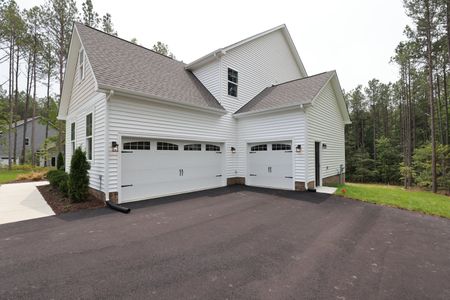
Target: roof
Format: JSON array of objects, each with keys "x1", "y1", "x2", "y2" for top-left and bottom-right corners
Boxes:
[
  {"x1": 67, "y1": 23, "x2": 225, "y2": 114},
  {"x1": 185, "y1": 24, "x2": 307, "y2": 77},
  {"x1": 235, "y1": 71, "x2": 336, "y2": 114}
]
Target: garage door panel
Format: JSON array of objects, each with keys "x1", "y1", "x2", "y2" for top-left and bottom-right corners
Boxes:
[
  {"x1": 121, "y1": 139, "x2": 224, "y2": 203},
  {"x1": 247, "y1": 141, "x2": 293, "y2": 190}
]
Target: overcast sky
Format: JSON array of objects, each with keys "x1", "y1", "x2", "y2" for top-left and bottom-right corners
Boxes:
[{"x1": 3, "y1": 0, "x2": 410, "y2": 95}]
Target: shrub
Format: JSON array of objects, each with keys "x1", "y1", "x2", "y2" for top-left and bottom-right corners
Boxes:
[
  {"x1": 68, "y1": 147, "x2": 90, "y2": 202},
  {"x1": 57, "y1": 152, "x2": 64, "y2": 170},
  {"x1": 47, "y1": 169, "x2": 69, "y2": 188}
]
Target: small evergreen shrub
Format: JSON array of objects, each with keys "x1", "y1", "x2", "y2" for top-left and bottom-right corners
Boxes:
[
  {"x1": 47, "y1": 169, "x2": 69, "y2": 188},
  {"x1": 68, "y1": 147, "x2": 90, "y2": 203},
  {"x1": 57, "y1": 152, "x2": 65, "y2": 170}
]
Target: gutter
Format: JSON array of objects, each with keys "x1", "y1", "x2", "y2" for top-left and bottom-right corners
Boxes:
[
  {"x1": 104, "y1": 90, "x2": 114, "y2": 202},
  {"x1": 233, "y1": 103, "x2": 308, "y2": 119}
]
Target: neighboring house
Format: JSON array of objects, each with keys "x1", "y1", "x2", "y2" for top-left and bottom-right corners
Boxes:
[
  {"x1": 58, "y1": 23, "x2": 351, "y2": 204},
  {"x1": 0, "y1": 117, "x2": 58, "y2": 167}
]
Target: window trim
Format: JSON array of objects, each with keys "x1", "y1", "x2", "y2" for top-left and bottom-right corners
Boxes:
[
  {"x1": 272, "y1": 143, "x2": 292, "y2": 151},
  {"x1": 123, "y1": 141, "x2": 151, "y2": 150},
  {"x1": 79, "y1": 48, "x2": 85, "y2": 81},
  {"x1": 184, "y1": 144, "x2": 201, "y2": 151},
  {"x1": 206, "y1": 144, "x2": 221, "y2": 152},
  {"x1": 85, "y1": 113, "x2": 93, "y2": 161},
  {"x1": 70, "y1": 122, "x2": 76, "y2": 154},
  {"x1": 250, "y1": 144, "x2": 267, "y2": 152},
  {"x1": 227, "y1": 67, "x2": 238, "y2": 97},
  {"x1": 157, "y1": 141, "x2": 179, "y2": 151}
]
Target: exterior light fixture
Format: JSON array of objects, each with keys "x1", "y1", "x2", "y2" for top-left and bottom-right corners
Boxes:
[
  {"x1": 296, "y1": 145, "x2": 302, "y2": 152},
  {"x1": 231, "y1": 147, "x2": 236, "y2": 153},
  {"x1": 322, "y1": 144, "x2": 327, "y2": 149},
  {"x1": 112, "y1": 141, "x2": 119, "y2": 152}
]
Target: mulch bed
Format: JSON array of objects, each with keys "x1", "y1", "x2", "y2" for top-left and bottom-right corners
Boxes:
[{"x1": 37, "y1": 184, "x2": 105, "y2": 214}]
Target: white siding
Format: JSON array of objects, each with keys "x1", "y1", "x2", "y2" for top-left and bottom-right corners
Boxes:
[
  {"x1": 107, "y1": 96, "x2": 235, "y2": 192},
  {"x1": 65, "y1": 93, "x2": 106, "y2": 192},
  {"x1": 306, "y1": 83, "x2": 345, "y2": 185},
  {"x1": 192, "y1": 59, "x2": 221, "y2": 100},
  {"x1": 220, "y1": 30, "x2": 303, "y2": 112},
  {"x1": 68, "y1": 49, "x2": 97, "y2": 115},
  {"x1": 237, "y1": 109, "x2": 307, "y2": 183}
]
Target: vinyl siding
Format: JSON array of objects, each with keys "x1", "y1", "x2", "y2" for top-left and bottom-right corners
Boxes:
[
  {"x1": 68, "y1": 49, "x2": 97, "y2": 115},
  {"x1": 192, "y1": 59, "x2": 221, "y2": 100},
  {"x1": 220, "y1": 30, "x2": 303, "y2": 112},
  {"x1": 306, "y1": 83, "x2": 345, "y2": 184},
  {"x1": 65, "y1": 91, "x2": 106, "y2": 192},
  {"x1": 107, "y1": 96, "x2": 235, "y2": 192},
  {"x1": 237, "y1": 109, "x2": 306, "y2": 183}
]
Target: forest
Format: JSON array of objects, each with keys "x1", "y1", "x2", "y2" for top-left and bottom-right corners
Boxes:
[
  {"x1": 1, "y1": 0, "x2": 449, "y2": 193},
  {"x1": 345, "y1": 0, "x2": 450, "y2": 192}
]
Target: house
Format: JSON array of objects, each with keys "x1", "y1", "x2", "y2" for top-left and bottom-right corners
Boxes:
[
  {"x1": 0, "y1": 117, "x2": 58, "y2": 167},
  {"x1": 58, "y1": 23, "x2": 351, "y2": 204}
]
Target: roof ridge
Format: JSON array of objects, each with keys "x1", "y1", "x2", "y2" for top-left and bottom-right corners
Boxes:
[
  {"x1": 272, "y1": 71, "x2": 335, "y2": 87},
  {"x1": 74, "y1": 22, "x2": 185, "y2": 65}
]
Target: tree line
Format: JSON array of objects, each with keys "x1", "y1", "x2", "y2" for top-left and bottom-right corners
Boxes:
[
  {"x1": 346, "y1": 0, "x2": 450, "y2": 192},
  {"x1": 0, "y1": 0, "x2": 174, "y2": 169}
]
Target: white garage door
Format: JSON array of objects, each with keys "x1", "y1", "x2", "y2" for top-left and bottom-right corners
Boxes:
[
  {"x1": 247, "y1": 141, "x2": 293, "y2": 190},
  {"x1": 121, "y1": 138, "x2": 224, "y2": 203}
]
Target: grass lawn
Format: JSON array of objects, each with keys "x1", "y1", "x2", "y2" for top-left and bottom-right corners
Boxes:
[
  {"x1": 335, "y1": 183, "x2": 450, "y2": 219},
  {"x1": 0, "y1": 169, "x2": 32, "y2": 184}
]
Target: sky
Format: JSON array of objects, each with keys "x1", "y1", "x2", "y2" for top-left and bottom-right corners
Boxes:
[{"x1": 2, "y1": 0, "x2": 411, "y2": 96}]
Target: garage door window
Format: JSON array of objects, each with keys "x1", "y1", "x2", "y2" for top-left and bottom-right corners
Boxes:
[
  {"x1": 184, "y1": 144, "x2": 201, "y2": 151},
  {"x1": 157, "y1": 142, "x2": 178, "y2": 150},
  {"x1": 123, "y1": 141, "x2": 150, "y2": 150},
  {"x1": 250, "y1": 144, "x2": 267, "y2": 151},
  {"x1": 206, "y1": 144, "x2": 220, "y2": 152},
  {"x1": 272, "y1": 144, "x2": 291, "y2": 151}
]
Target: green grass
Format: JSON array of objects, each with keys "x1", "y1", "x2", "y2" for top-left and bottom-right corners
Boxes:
[
  {"x1": 335, "y1": 183, "x2": 450, "y2": 219},
  {"x1": 0, "y1": 169, "x2": 32, "y2": 184}
]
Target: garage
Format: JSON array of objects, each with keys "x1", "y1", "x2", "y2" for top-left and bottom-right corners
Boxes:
[
  {"x1": 120, "y1": 138, "x2": 225, "y2": 203},
  {"x1": 247, "y1": 141, "x2": 293, "y2": 190}
]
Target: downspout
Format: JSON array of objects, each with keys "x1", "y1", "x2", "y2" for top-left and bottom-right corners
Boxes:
[
  {"x1": 104, "y1": 90, "x2": 113, "y2": 202},
  {"x1": 301, "y1": 104, "x2": 309, "y2": 190}
]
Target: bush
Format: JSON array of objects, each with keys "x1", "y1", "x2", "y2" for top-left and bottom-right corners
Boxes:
[
  {"x1": 68, "y1": 147, "x2": 90, "y2": 202},
  {"x1": 57, "y1": 152, "x2": 64, "y2": 170},
  {"x1": 47, "y1": 169, "x2": 69, "y2": 187}
]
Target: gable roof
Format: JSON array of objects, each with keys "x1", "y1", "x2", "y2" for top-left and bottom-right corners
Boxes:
[
  {"x1": 59, "y1": 23, "x2": 225, "y2": 119},
  {"x1": 185, "y1": 24, "x2": 307, "y2": 77},
  {"x1": 234, "y1": 71, "x2": 351, "y2": 124}
]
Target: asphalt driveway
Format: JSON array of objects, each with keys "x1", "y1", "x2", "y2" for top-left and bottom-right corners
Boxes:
[{"x1": 1, "y1": 186, "x2": 449, "y2": 299}]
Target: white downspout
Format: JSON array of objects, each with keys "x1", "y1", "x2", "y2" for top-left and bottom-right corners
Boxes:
[
  {"x1": 104, "y1": 90, "x2": 114, "y2": 201},
  {"x1": 301, "y1": 104, "x2": 309, "y2": 190}
]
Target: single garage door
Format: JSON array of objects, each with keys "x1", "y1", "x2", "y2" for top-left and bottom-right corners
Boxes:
[
  {"x1": 247, "y1": 141, "x2": 293, "y2": 190},
  {"x1": 121, "y1": 138, "x2": 224, "y2": 203}
]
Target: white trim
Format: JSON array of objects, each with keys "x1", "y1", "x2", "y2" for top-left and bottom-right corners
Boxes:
[
  {"x1": 85, "y1": 111, "x2": 94, "y2": 162},
  {"x1": 234, "y1": 104, "x2": 305, "y2": 118}
]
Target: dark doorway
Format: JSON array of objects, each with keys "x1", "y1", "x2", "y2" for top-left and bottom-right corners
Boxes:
[{"x1": 315, "y1": 142, "x2": 320, "y2": 186}]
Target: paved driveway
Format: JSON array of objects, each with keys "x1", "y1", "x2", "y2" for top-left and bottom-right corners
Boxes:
[
  {"x1": 0, "y1": 181, "x2": 54, "y2": 225},
  {"x1": 0, "y1": 186, "x2": 449, "y2": 299}
]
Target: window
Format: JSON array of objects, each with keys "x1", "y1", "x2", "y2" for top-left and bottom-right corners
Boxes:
[
  {"x1": 272, "y1": 144, "x2": 291, "y2": 151},
  {"x1": 25, "y1": 138, "x2": 29, "y2": 146},
  {"x1": 184, "y1": 144, "x2": 201, "y2": 151},
  {"x1": 250, "y1": 144, "x2": 267, "y2": 151},
  {"x1": 123, "y1": 141, "x2": 150, "y2": 150},
  {"x1": 71, "y1": 122, "x2": 75, "y2": 153},
  {"x1": 79, "y1": 49, "x2": 85, "y2": 80},
  {"x1": 228, "y1": 68, "x2": 238, "y2": 97},
  {"x1": 86, "y1": 113, "x2": 93, "y2": 160},
  {"x1": 157, "y1": 142, "x2": 178, "y2": 150},
  {"x1": 206, "y1": 144, "x2": 221, "y2": 152}
]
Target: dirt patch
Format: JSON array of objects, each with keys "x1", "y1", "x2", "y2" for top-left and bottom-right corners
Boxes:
[{"x1": 37, "y1": 184, "x2": 105, "y2": 214}]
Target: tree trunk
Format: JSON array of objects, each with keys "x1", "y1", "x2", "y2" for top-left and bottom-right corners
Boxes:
[
  {"x1": 45, "y1": 59, "x2": 51, "y2": 167},
  {"x1": 437, "y1": 73, "x2": 444, "y2": 145},
  {"x1": 13, "y1": 46, "x2": 19, "y2": 164},
  {"x1": 21, "y1": 56, "x2": 32, "y2": 165},
  {"x1": 7, "y1": 40, "x2": 14, "y2": 170},
  {"x1": 426, "y1": 0, "x2": 437, "y2": 193},
  {"x1": 444, "y1": 65, "x2": 450, "y2": 145},
  {"x1": 31, "y1": 46, "x2": 37, "y2": 167}
]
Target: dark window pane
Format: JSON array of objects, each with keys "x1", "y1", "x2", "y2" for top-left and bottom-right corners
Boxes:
[
  {"x1": 157, "y1": 142, "x2": 179, "y2": 150},
  {"x1": 228, "y1": 82, "x2": 237, "y2": 97},
  {"x1": 71, "y1": 123, "x2": 75, "y2": 141},
  {"x1": 272, "y1": 144, "x2": 291, "y2": 151},
  {"x1": 184, "y1": 144, "x2": 201, "y2": 151},
  {"x1": 86, "y1": 114, "x2": 92, "y2": 137},
  {"x1": 206, "y1": 144, "x2": 220, "y2": 151},
  {"x1": 251, "y1": 144, "x2": 267, "y2": 151}
]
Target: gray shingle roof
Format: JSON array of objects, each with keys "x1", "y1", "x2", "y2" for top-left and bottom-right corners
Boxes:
[
  {"x1": 235, "y1": 71, "x2": 335, "y2": 114},
  {"x1": 75, "y1": 23, "x2": 225, "y2": 111}
]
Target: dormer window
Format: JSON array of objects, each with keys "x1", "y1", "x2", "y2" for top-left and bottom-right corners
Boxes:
[
  {"x1": 79, "y1": 49, "x2": 85, "y2": 80},
  {"x1": 228, "y1": 68, "x2": 238, "y2": 97}
]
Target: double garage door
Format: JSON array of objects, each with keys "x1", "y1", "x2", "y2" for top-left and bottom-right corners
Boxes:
[
  {"x1": 121, "y1": 138, "x2": 225, "y2": 203},
  {"x1": 247, "y1": 141, "x2": 293, "y2": 190}
]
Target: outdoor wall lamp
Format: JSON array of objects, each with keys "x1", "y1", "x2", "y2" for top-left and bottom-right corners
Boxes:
[
  {"x1": 322, "y1": 143, "x2": 327, "y2": 149},
  {"x1": 296, "y1": 144, "x2": 302, "y2": 152},
  {"x1": 231, "y1": 147, "x2": 236, "y2": 153},
  {"x1": 112, "y1": 141, "x2": 119, "y2": 152}
]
